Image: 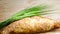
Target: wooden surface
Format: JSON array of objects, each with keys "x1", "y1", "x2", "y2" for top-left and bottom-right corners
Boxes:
[{"x1": 0, "y1": 0, "x2": 60, "y2": 34}]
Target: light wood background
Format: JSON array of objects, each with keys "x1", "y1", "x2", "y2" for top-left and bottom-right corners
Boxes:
[{"x1": 0, "y1": 0, "x2": 60, "y2": 34}]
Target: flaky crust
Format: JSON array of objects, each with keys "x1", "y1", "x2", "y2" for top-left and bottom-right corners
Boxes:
[{"x1": 0, "y1": 16, "x2": 56, "y2": 34}]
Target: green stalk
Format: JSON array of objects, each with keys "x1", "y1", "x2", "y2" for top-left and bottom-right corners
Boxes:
[
  {"x1": 12, "y1": 5, "x2": 47, "y2": 18},
  {"x1": 0, "y1": 5, "x2": 49, "y2": 29}
]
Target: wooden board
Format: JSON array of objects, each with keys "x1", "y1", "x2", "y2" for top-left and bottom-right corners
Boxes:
[{"x1": 0, "y1": 0, "x2": 60, "y2": 34}]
